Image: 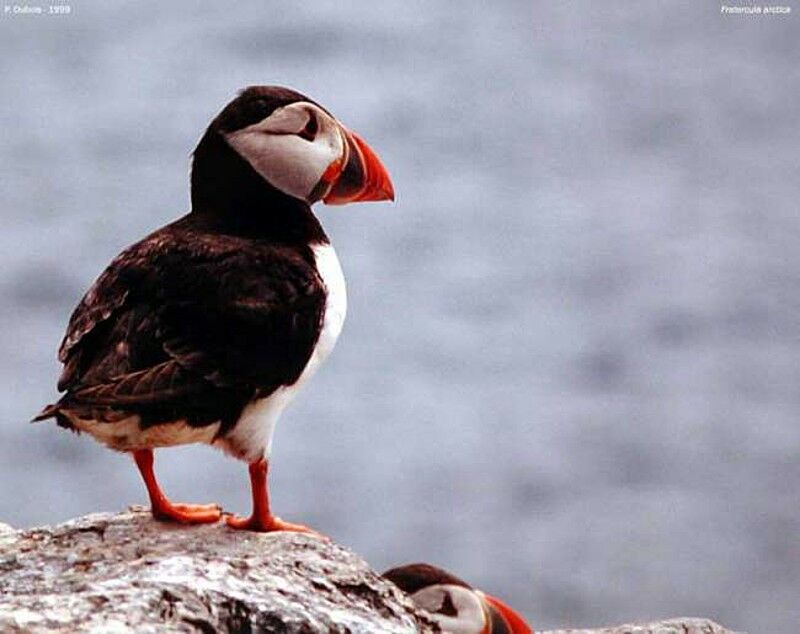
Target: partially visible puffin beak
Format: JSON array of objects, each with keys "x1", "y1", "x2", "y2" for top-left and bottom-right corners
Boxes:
[
  {"x1": 322, "y1": 126, "x2": 395, "y2": 205},
  {"x1": 479, "y1": 592, "x2": 533, "y2": 634}
]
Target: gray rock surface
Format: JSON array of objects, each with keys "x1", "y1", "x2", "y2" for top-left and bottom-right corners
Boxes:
[
  {"x1": 0, "y1": 507, "x2": 435, "y2": 633},
  {"x1": 0, "y1": 509, "x2": 740, "y2": 634},
  {"x1": 540, "y1": 618, "x2": 739, "y2": 634}
]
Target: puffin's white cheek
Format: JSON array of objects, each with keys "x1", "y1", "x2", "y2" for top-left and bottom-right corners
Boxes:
[
  {"x1": 225, "y1": 132, "x2": 337, "y2": 201},
  {"x1": 411, "y1": 585, "x2": 486, "y2": 634}
]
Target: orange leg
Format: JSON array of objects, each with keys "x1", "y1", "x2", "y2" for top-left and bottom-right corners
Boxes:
[
  {"x1": 225, "y1": 457, "x2": 318, "y2": 534},
  {"x1": 132, "y1": 449, "x2": 221, "y2": 524}
]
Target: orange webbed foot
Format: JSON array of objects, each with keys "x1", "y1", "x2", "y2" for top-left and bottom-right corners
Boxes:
[
  {"x1": 224, "y1": 512, "x2": 322, "y2": 536},
  {"x1": 222, "y1": 457, "x2": 327, "y2": 537},
  {"x1": 151, "y1": 501, "x2": 222, "y2": 525},
  {"x1": 133, "y1": 449, "x2": 223, "y2": 525}
]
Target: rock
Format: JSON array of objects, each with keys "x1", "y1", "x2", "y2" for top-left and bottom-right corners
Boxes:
[
  {"x1": 0, "y1": 509, "x2": 740, "y2": 634},
  {"x1": 539, "y1": 618, "x2": 740, "y2": 634},
  {"x1": 0, "y1": 507, "x2": 436, "y2": 633}
]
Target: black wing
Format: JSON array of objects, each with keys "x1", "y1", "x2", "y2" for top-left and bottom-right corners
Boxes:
[{"x1": 39, "y1": 219, "x2": 326, "y2": 431}]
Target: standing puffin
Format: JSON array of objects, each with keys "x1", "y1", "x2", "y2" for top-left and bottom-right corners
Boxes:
[
  {"x1": 384, "y1": 563, "x2": 533, "y2": 634},
  {"x1": 34, "y1": 86, "x2": 394, "y2": 533}
]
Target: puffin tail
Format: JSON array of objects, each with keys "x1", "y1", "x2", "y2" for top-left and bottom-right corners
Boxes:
[
  {"x1": 32, "y1": 402, "x2": 60, "y2": 422},
  {"x1": 31, "y1": 401, "x2": 75, "y2": 430}
]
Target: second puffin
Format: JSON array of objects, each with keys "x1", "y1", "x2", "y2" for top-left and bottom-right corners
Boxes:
[{"x1": 35, "y1": 86, "x2": 394, "y2": 533}]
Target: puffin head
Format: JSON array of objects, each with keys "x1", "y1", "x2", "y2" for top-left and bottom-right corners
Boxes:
[
  {"x1": 192, "y1": 85, "x2": 394, "y2": 208},
  {"x1": 383, "y1": 563, "x2": 532, "y2": 634}
]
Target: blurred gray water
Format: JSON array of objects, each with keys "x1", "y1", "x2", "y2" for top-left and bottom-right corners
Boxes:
[{"x1": 1, "y1": 1, "x2": 798, "y2": 631}]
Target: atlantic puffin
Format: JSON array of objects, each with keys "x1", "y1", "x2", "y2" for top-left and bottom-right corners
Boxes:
[
  {"x1": 34, "y1": 86, "x2": 394, "y2": 533},
  {"x1": 384, "y1": 563, "x2": 533, "y2": 634}
]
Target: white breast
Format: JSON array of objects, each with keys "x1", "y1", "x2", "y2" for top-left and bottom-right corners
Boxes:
[
  {"x1": 310, "y1": 242, "x2": 348, "y2": 364},
  {"x1": 217, "y1": 242, "x2": 347, "y2": 462}
]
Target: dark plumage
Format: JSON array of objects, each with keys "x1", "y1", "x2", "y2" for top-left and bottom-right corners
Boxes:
[
  {"x1": 38, "y1": 217, "x2": 326, "y2": 444},
  {"x1": 383, "y1": 563, "x2": 472, "y2": 595}
]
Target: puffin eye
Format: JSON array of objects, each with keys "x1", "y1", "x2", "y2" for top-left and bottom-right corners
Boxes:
[{"x1": 298, "y1": 114, "x2": 318, "y2": 142}]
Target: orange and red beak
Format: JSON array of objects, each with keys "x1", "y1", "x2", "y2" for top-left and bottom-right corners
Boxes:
[
  {"x1": 322, "y1": 127, "x2": 395, "y2": 205},
  {"x1": 480, "y1": 592, "x2": 533, "y2": 634}
]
